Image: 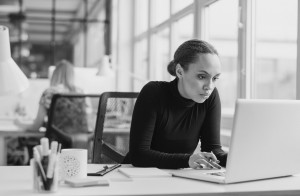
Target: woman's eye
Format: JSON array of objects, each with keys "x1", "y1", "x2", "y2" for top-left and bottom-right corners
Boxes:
[
  {"x1": 213, "y1": 77, "x2": 219, "y2": 81},
  {"x1": 198, "y1": 75, "x2": 205, "y2": 79}
]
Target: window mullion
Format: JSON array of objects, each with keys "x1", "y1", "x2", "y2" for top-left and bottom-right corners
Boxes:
[
  {"x1": 237, "y1": 0, "x2": 255, "y2": 99},
  {"x1": 297, "y1": 0, "x2": 300, "y2": 99}
]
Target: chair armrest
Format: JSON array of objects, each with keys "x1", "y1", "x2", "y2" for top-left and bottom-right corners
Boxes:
[{"x1": 102, "y1": 141, "x2": 125, "y2": 163}]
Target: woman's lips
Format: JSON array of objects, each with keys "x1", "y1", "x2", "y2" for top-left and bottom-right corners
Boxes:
[{"x1": 200, "y1": 94, "x2": 210, "y2": 99}]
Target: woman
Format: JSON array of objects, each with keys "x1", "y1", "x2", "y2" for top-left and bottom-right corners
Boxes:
[
  {"x1": 124, "y1": 39, "x2": 227, "y2": 169},
  {"x1": 10, "y1": 60, "x2": 84, "y2": 165},
  {"x1": 15, "y1": 59, "x2": 83, "y2": 131}
]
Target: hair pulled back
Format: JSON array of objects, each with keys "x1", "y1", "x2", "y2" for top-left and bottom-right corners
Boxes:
[{"x1": 167, "y1": 39, "x2": 218, "y2": 77}]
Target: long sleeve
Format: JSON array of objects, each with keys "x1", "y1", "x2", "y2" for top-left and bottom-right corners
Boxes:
[
  {"x1": 129, "y1": 82, "x2": 190, "y2": 169},
  {"x1": 200, "y1": 89, "x2": 227, "y2": 167}
]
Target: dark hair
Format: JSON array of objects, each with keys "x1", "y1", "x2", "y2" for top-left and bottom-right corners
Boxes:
[{"x1": 167, "y1": 39, "x2": 219, "y2": 76}]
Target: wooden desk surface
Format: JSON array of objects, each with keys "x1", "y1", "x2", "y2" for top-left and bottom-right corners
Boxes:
[{"x1": 1, "y1": 164, "x2": 300, "y2": 196}]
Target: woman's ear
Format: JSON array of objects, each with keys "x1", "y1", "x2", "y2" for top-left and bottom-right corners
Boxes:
[{"x1": 175, "y1": 64, "x2": 183, "y2": 78}]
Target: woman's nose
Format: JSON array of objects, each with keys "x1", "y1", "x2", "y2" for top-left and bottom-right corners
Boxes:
[{"x1": 204, "y1": 79, "x2": 214, "y2": 90}]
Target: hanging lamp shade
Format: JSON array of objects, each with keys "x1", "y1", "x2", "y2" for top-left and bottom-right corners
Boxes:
[
  {"x1": 0, "y1": 25, "x2": 29, "y2": 95},
  {"x1": 96, "y1": 55, "x2": 113, "y2": 76}
]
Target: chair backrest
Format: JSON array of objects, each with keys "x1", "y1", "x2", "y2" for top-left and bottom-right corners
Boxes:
[
  {"x1": 45, "y1": 93, "x2": 101, "y2": 161},
  {"x1": 92, "y1": 92, "x2": 139, "y2": 164}
]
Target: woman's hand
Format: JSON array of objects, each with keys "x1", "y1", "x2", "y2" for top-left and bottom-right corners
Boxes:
[{"x1": 188, "y1": 152, "x2": 221, "y2": 170}]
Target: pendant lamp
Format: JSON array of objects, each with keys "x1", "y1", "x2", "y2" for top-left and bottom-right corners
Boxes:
[
  {"x1": 96, "y1": 55, "x2": 113, "y2": 76},
  {"x1": 0, "y1": 25, "x2": 29, "y2": 95}
]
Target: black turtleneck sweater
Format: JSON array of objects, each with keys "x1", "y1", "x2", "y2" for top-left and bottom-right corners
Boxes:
[{"x1": 124, "y1": 79, "x2": 227, "y2": 169}]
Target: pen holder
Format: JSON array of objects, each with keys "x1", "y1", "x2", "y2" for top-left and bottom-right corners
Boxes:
[{"x1": 31, "y1": 158, "x2": 59, "y2": 193}]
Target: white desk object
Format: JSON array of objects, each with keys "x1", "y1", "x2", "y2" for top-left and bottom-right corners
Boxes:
[{"x1": 1, "y1": 164, "x2": 300, "y2": 196}]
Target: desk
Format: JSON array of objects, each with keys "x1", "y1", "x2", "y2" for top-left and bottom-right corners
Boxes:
[
  {"x1": 0, "y1": 164, "x2": 300, "y2": 196},
  {"x1": 0, "y1": 119, "x2": 130, "y2": 165},
  {"x1": 0, "y1": 119, "x2": 44, "y2": 165}
]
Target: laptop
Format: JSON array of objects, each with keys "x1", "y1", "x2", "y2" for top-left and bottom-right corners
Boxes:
[{"x1": 171, "y1": 99, "x2": 300, "y2": 184}]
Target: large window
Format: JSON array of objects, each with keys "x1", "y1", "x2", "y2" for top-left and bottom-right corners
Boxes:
[
  {"x1": 254, "y1": 0, "x2": 297, "y2": 99},
  {"x1": 132, "y1": 0, "x2": 195, "y2": 90},
  {"x1": 151, "y1": 0, "x2": 170, "y2": 27},
  {"x1": 151, "y1": 28, "x2": 170, "y2": 81},
  {"x1": 115, "y1": 0, "x2": 300, "y2": 121},
  {"x1": 173, "y1": 14, "x2": 194, "y2": 51},
  {"x1": 113, "y1": 0, "x2": 300, "y2": 149},
  {"x1": 206, "y1": 0, "x2": 239, "y2": 111},
  {"x1": 134, "y1": 0, "x2": 149, "y2": 35},
  {"x1": 133, "y1": 39, "x2": 148, "y2": 91},
  {"x1": 172, "y1": 0, "x2": 193, "y2": 14}
]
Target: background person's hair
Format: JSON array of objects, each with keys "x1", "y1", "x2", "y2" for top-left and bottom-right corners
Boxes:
[
  {"x1": 167, "y1": 39, "x2": 219, "y2": 77},
  {"x1": 50, "y1": 59, "x2": 77, "y2": 92}
]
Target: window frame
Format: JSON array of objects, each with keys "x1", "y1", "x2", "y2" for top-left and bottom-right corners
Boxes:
[
  {"x1": 199, "y1": 0, "x2": 300, "y2": 131},
  {"x1": 132, "y1": 0, "x2": 195, "y2": 85}
]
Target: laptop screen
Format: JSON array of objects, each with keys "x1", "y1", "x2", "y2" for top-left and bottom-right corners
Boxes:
[{"x1": 225, "y1": 99, "x2": 300, "y2": 183}]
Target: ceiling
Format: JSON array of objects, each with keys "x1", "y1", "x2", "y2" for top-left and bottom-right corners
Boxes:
[{"x1": 0, "y1": 0, "x2": 106, "y2": 44}]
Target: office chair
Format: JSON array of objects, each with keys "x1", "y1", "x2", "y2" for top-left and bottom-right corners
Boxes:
[
  {"x1": 45, "y1": 93, "x2": 101, "y2": 161},
  {"x1": 92, "y1": 92, "x2": 139, "y2": 164}
]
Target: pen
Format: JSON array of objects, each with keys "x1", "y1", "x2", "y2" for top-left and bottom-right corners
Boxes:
[
  {"x1": 209, "y1": 151, "x2": 222, "y2": 169},
  {"x1": 209, "y1": 159, "x2": 222, "y2": 169},
  {"x1": 88, "y1": 164, "x2": 122, "y2": 176}
]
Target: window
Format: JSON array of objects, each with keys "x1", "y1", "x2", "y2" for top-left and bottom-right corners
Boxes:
[
  {"x1": 206, "y1": 0, "x2": 239, "y2": 111},
  {"x1": 87, "y1": 23, "x2": 105, "y2": 66},
  {"x1": 172, "y1": 0, "x2": 193, "y2": 14},
  {"x1": 151, "y1": 28, "x2": 170, "y2": 81},
  {"x1": 134, "y1": 0, "x2": 149, "y2": 35},
  {"x1": 173, "y1": 14, "x2": 194, "y2": 50},
  {"x1": 151, "y1": 0, "x2": 170, "y2": 27},
  {"x1": 254, "y1": 0, "x2": 297, "y2": 99},
  {"x1": 133, "y1": 39, "x2": 148, "y2": 91}
]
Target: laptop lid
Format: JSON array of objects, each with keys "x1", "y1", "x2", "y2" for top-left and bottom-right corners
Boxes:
[{"x1": 225, "y1": 99, "x2": 300, "y2": 183}]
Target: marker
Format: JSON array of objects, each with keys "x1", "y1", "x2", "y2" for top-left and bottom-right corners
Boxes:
[
  {"x1": 33, "y1": 148, "x2": 46, "y2": 182},
  {"x1": 47, "y1": 141, "x2": 58, "y2": 179},
  {"x1": 40, "y1": 138, "x2": 50, "y2": 183}
]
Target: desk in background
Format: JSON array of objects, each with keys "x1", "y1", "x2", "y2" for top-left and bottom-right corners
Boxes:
[
  {"x1": 1, "y1": 164, "x2": 300, "y2": 196},
  {"x1": 0, "y1": 118, "x2": 44, "y2": 165},
  {"x1": 0, "y1": 119, "x2": 131, "y2": 165}
]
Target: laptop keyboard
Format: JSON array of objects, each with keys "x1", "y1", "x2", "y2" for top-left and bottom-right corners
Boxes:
[{"x1": 206, "y1": 171, "x2": 226, "y2": 177}]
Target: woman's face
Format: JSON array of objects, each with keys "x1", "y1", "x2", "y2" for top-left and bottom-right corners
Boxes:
[{"x1": 177, "y1": 54, "x2": 221, "y2": 103}]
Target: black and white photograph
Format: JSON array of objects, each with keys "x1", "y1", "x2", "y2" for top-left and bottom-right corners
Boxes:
[{"x1": 0, "y1": 0, "x2": 300, "y2": 195}]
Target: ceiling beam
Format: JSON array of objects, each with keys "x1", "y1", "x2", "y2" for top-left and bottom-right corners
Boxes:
[
  {"x1": 0, "y1": 16, "x2": 106, "y2": 23},
  {"x1": 28, "y1": 29, "x2": 66, "y2": 34},
  {"x1": 25, "y1": 8, "x2": 76, "y2": 15}
]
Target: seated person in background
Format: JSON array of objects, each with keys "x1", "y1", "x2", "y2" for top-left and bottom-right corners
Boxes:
[
  {"x1": 9, "y1": 60, "x2": 86, "y2": 165},
  {"x1": 123, "y1": 39, "x2": 227, "y2": 169},
  {"x1": 15, "y1": 59, "x2": 84, "y2": 131}
]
